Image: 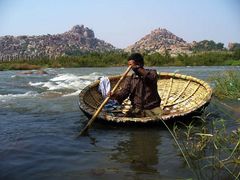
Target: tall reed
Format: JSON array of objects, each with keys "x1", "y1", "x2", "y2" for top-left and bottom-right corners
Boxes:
[
  {"x1": 210, "y1": 70, "x2": 240, "y2": 100},
  {"x1": 167, "y1": 112, "x2": 240, "y2": 180}
]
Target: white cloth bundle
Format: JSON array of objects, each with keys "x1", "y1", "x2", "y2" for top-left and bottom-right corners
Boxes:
[
  {"x1": 98, "y1": 76, "x2": 120, "y2": 111},
  {"x1": 98, "y1": 76, "x2": 111, "y2": 98}
]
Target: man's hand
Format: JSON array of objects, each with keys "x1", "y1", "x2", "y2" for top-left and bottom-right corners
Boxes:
[
  {"x1": 107, "y1": 91, "x2": 112, "y2": 97},
  {"x1": 132, "y1": 65, "x2": 141, "y2": 73}
]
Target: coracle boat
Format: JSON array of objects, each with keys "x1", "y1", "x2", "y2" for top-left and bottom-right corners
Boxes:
[{"x1": 79, "y1": 72, "x2": 212, "y2": 123}]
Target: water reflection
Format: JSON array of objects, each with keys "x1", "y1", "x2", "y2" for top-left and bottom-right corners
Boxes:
[{"x1": 111, "y1": 129, "x2": 161, "y2": 175}]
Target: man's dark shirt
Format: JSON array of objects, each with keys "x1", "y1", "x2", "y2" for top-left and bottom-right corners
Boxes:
[{"x1": 115, "y1": 69, "x2": 161, "y2": 110}]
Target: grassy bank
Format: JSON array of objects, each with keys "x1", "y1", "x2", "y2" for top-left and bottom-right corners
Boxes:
[
  {"x1": 210, "y1": 70, "x2": 240, "y2": 100},
  {"x1": 0, "y1": 52, "x2": 128, "y2": 71},
  {"x1": 162, "y1": 111, "x2": 240, "y2": 179},
  {"x1": 0, "y1": 63, "x2": 42, "y2": 71},
  {"x1": 1, "y1": 50, "x2": 240, "y2": 71}
]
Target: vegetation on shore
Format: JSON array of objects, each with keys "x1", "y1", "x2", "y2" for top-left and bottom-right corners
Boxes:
[
  {"x1": 0, "y1": 50, "x2": 240, "y2": 71},
  {"x1": 210, "y1": 70, "x2": 240, "y2": 100},
  {"x1": 171, "y1": 114, "x2": 240, "y2": 180}
]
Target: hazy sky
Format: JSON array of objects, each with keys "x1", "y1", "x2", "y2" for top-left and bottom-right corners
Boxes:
[{"x1": 0, "y1": 0, "x2": 239, "y2": 48}]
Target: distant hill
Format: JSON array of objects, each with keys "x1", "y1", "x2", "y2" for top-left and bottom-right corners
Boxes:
[
  {"x1": 0, "y1": 25, "x2": 238, "y2": 62},
  {"x1": 125, "y1": 28, "x2": 191, "y2": 55},
  {"x1": 0, "y1": 25, "x2": 115, "y2": 61}
]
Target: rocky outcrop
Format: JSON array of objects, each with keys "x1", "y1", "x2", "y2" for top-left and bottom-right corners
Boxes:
[
  {"x1": 125, "y1": 28, "x2": 191, "y2": 55},
  {"x1": 228, "y1": 42, "x2": 240, "y2": 51},
  {"x1": 190, "y1": 40, "x2": 224, "y2": 51},
  {"x1": 0, "y1": 25, "x2": 115, "y2": 61}
]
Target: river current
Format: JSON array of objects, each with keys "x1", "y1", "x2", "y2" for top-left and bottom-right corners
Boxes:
[{"x1": 0, "y1": 66, "x2": 239, "y2": 179}]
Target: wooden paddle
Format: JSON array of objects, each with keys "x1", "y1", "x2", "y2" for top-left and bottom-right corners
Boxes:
[{"x1": 78, "y1": 65, "x2": 132, "y2": 136}]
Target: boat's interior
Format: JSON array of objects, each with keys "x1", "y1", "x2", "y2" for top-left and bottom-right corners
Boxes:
[{"x1": 79, "y1": 73, "x2": 212, "y2": 122}]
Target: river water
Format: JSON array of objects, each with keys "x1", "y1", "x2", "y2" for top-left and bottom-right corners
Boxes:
[{"x1": 0, "y1": 66, "x2": 239, "y2": 180}]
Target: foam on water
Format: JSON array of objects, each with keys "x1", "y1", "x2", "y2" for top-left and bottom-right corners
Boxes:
[
  {"x1": 28, "y1": 72, "x2": 101, "y2": 96},
  {"x1": 0, "y1": 91, "x2": 38, "y2": 102},
  {"x1": 29, "y1": 82, "x2": 45, "y2": 86},
  {"x1": 1, "y1": 71, "x2": 106, "y2": 101},
  {"x1": 62, "y1": 90, "x2": 81, "y2": 97}
]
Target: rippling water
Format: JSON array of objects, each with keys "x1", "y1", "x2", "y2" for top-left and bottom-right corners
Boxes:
[{"x1": 0, "y1": 66, "x2": 239, "y2": 179}]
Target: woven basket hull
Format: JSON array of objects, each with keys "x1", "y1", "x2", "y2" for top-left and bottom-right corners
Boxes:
[{"x1": 79, "y1": 72, "x2": 212, "y2": 123}]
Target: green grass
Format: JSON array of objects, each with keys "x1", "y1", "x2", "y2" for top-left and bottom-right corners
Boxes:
[
  {"x1": 163, "y1": 111, "x2": 240, "y2": 180},
  {"x1": 210, "y1": 71, "x2": 240, "y2": 100},
  {"x1": 0, "y1": 63, "x2": 42, "y2": 71}
]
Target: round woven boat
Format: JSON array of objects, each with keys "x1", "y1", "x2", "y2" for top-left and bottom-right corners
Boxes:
[{"x1": 79, "y1": 72, "x2": 212, "y2": 123}]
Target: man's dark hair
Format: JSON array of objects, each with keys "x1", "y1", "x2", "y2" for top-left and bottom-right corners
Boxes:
[{"x1": 128, "y1": 53, "x2": 144, "y2": 66}]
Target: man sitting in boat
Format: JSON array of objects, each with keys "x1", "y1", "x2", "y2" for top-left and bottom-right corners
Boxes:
[{"x1": 110, "y1": 53, "x2": 162, "y2": 118}]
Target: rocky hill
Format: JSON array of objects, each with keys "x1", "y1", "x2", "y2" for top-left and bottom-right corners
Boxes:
[
  {"x1": 0, "y1": 25, "x2": 115, "y2": 61},
  {"x1": 125, "y1": 28, "x2": 191, "y2": 55}
]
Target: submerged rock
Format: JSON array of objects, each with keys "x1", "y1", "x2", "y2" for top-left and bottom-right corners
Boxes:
[{"x1": 19, "y1": 70, "x2": 48, "y2": 75}]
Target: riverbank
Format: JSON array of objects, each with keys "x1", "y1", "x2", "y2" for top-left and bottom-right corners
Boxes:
[
  {"x1": 1, "y1": 51, "x2": 240, "y2": 71},
  {"x1": 210, "y1": 70, "x2": 240, "y2": 100}
]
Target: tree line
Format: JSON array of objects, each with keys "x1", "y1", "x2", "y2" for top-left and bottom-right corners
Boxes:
[{"x1": 0, "y1": 49, "x2": 240, "y2": 70}]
